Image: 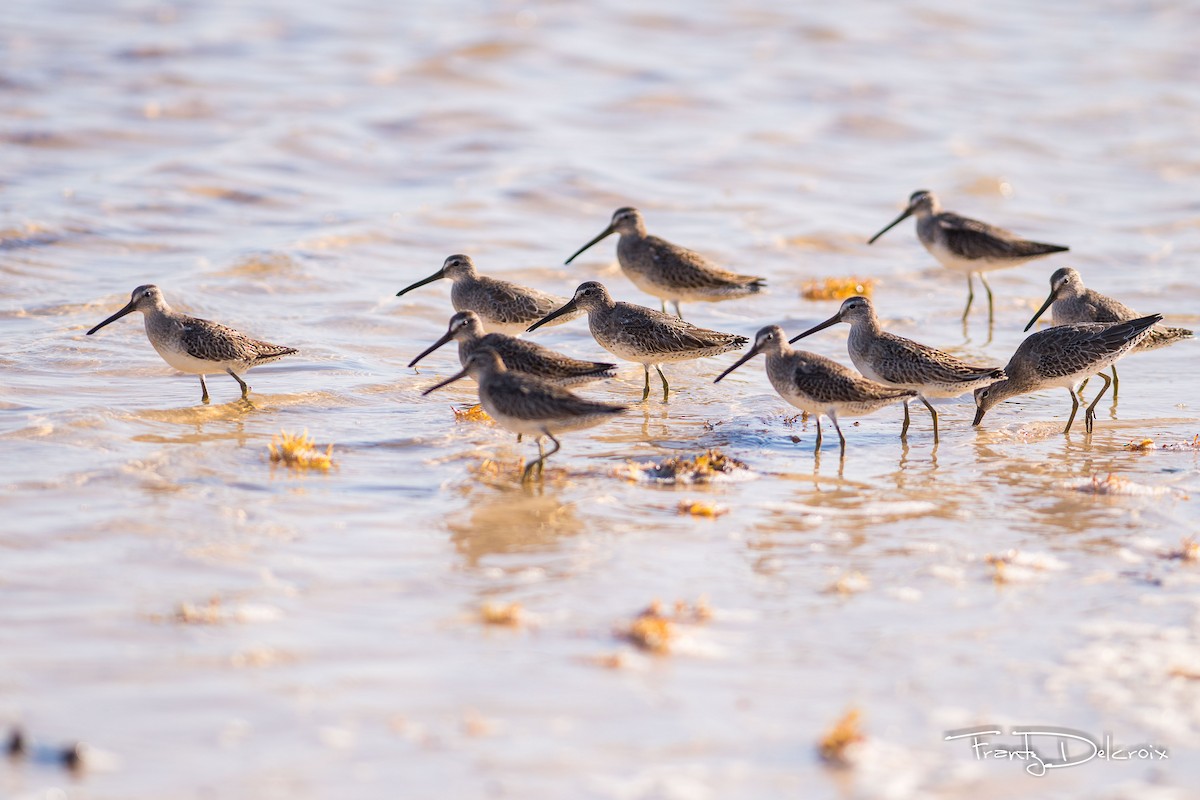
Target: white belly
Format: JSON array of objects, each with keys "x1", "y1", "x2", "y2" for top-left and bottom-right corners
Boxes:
[
  {"x1": 925, "y1": 239, "x2": 1033, "y2": 274},
  {"x1": 150, "y1": 341, "x2": 238, "y2": 375}
]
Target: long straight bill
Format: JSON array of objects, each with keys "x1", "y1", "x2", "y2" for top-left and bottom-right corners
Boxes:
[{"x1": 564, "y1": 225, "x2": 615, "y2": 265}]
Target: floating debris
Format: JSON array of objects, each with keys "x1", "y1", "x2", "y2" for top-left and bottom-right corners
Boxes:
[
  {"x1": 677, "y1": 500, "x2": 728, "y2": 518},
  {"x1": 1162, "y1": 537, "x2": 1200, "y2": 562},
  {"x1": 1123, "y1": 438, "x2": 1156, "y2": 451},
  {"x1": 1161, "y1": 434, "x2": 1200, "y2": 451},
  {"x1": 268, "y1": 430, "x2": 334, "y2": 472},
  {"x1": 1062, "y1": 473, "x2": 1187, "y2": 498},
  {"x1": 986, "y1": 549, "x2": 1068, "y2": 584},
  {"x1": 452, "y1": 403, "x2": 492, "y2": 424},
  {"x1": 615, "y1": 598, "x2": 713, "y2": 654},
  {"x1": 155, "y1": 597, "x2": 282, "y2": 626},
  {"x1": 817, "y1": 708, "x2": 865, "y2": 767},
  {"x1": 461, "y1": 710, "x2": 495, "y2": 737},
  {"x1": 175, "y1": 597, "x2": 224, "y2": 624},
  {"x1": 581, "y1": 652, "x2": 627, "y2": 670},
  {"x1": 622, "y1": 449, "x2": 752, "y2": 484},
  {"x1": 479, "y1": 601, "x2": 523, "y2": 627},
  {"x1": 802, "y1": 277, "x2": 875, "y2": 301},
  {"x1": 621, "y1": 606, "x2": 674, "y2": 654},
  {"x1": 824, "y1": 571, "x2": 870, "y2": 595}
]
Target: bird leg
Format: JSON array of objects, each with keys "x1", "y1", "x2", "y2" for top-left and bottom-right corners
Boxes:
[
  {"x1": 900, "y1": 400, "x2": 911, "y2": 439},
  {"x1": 962, "y1": 274, "x2": 975, "y2": 321},
  {"x1": 672, "y1": 300, "x2": 683, "y2": 319},
  {"x1": 660, "y1": 300, "x2": 668, "y2": 314},
  {"x1": 829, "y1": 412, "x2": 847, "y2": 455},
  {"x1": 655, "y1": 365, "x2": 670, "y2": 403},
  {"x1": 920, "y1": 395, "x2": 940, "y2": 443},
  {"x1": 199, "y1": 375, "x2": 210, "y2": 404},
  {"x1": 1110, "y1": 365, "x2": 1119, "y2": 402},
  {"x1": 641, "y1": 366, "x2": 651, "y2": 403},
  {"x1": 978, "y1": 272, "x2": 995, "y2": 324},
  {"x1": 814, "y1": 416, "x2": 823, "y2": 451},
  {"x1": 227, "y1": 369, "x2": 250, "y2": 398},
  {"x1": 1084, "y1": 372, "x2": 1113, "y2": 434},
  {"x1": 1077, "y1": 378, "x2": 1090, "y2": 397},
  {"x1": 522, "y1": 437, "x2": 545, "y2": 483},
  {"x1": 1063, "y1": 387, "x2": 1081, "y2": 433}
]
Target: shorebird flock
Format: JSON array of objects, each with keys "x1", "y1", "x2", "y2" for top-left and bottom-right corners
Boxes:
[{"x1": 86, "y1": 192, "x2": 1193, "y2": 480}]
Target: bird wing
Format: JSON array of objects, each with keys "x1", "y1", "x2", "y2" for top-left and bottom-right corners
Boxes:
[
  {"x1": 469, "y1": 277, "x2": 568, "y2": 325},
  {"x1": 643, "y1": 236, "x2": 765, "y2": 290},
  {"x1": 793, "y1": 355, "x2": 912, "y2": 404},
  {"x1": 1022, "y1": 319, "x2": 1158, "y2": 380},
  {"x1": 869, "y1": 332, "x2": 1002, "y2": 385},
  {"x1": 611, "y1": 304, "x2": 744, "y2": 356},
  {"x1": 179, "y1": 317, "x2": 261, "y2": 362},
  {"x1": 938, "y1": 213, "x2": 1066, "y2": 260},
  {"x1": 487, "y1": 373, "x2": 623, "y2": 421}
]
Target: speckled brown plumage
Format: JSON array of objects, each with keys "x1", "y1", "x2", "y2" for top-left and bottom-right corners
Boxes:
[
  {"x1": 974, "y1": 315, "x2": 1161, "y2": 433},
  {"x1": 789, "y1": 296, "x2": 1004, "y2": 440},
  {"x1": 408, "y1": 311, "x2": 616, "y2": 387},
  {"x1": 869, "y1": 190, "x2": 1068, "y2": 321},
  {"x1": 86, "y1": 284, "x2": 296, "y2": 403},
  {"x1": 396, "y1": 254, "x2": 580, "y2": 335},
  {"x1": 421, "y1": 348, "x2": 627, "y2": 481},
  {"x1": 527, "y1": 281, "x2": 748, "y2": 403},
  {"x1": 565, "y1": 207, "x2": 764, "y2": 317},
  {"x1": 715, "y1": 325, "x2": 915, "y2": 453}
]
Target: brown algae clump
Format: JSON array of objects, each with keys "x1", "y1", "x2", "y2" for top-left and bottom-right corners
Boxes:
[
  {"x1": 620, "y1": 603, "x2": 675, "y2": 654},
  {"x1": 624, "y1": 448, "x2": 750, "y2": 484},
  {"x1": 269, "y1": 430, "x2": 334, "y2": 471},
  {"x1": 616, "y1": 598, "x2": 713, "y2": 654},
  {"x1": 452, "y1": 404, "x2": 492, "y2": 424},
  {"x1": 817, "y1": 708, "x2": 865, "y2": 767},
  {"x1": 802, "y1": 277, "x2": 875, "y2": 301},
  {"x1": 677, "y1": 500, "x2": 728, "y2": 518},
  {"x1": 479, "y1": 601, "x2": 523, "y2": 627}
]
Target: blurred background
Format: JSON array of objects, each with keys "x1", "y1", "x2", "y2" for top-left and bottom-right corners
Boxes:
[{"x1": 2, "y1": 0, "x2": 1198, "y2": 797}]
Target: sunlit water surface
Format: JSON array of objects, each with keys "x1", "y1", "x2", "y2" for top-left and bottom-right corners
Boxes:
[{"x1": 2, "y1": 0, "x2": 1199, "y2": 797}]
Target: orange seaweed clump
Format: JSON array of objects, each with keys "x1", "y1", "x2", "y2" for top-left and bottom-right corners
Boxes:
[
  {"x1": 622, "y1": 603, "x2": 675, "y2": 654},
  {"x1": 616, "y1": 598, "x2": 713, "y2": 654},
  {"x1": 677, "y1": 500, "x2": 728, "y2": 518},
  {"x1": 817, "y1": 708, "x2": 865, "y2": 766},
  {"x1": 1123, "y1": 438, "x2": 1156, "y2": 451},
  {"x1": 480, "y1": 601, "x2": 523, "y2": 627},
  {"x1": 802, "y1": 277, "x2": 875, "y2": 301},
  {"x1": 269, "y1": 430, "x2": 334, "y2": 471},
  {"x1": 452, "y1": 404, "x2": 492, "y2": 424}
]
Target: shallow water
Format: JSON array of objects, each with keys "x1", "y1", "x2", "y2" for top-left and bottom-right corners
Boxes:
[{"x1": 2, "y1": 0, "x2": 1199, "y2": 797}]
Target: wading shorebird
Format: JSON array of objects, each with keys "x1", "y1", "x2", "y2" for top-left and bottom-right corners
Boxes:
[
  {"x1": 86, "y1": 284, "x2": 297, "y2": 403},
  {"x1": 526, "y1": 281, "x2": 747, "y2": 403},
  {"x1": 396, "y1": 254, "x2": 580, "y2": 335},
  {"x1": 564, "y1": 207, "x2": 765, "y2": 318},
  {"x1": 714, "y1": 325, "x2": 916, "y2": 455},
  {"x1": 422, "y1": 348, "x2": 627, "y2": 482},
  {"x1": 789, "y1": 296, "x2": 1005, "y2": 442},
  {"x1": 973, "y1": 315, "x2": 1161, "y2": 434},
  {"x1": 868, "y1": 190, "x2": 1069, "y2": 322},
  {"x1": 408, "y1": 311, "x2": 617, "y2": 387},
  {"x1": 1025, "y1": 267, "x2": 1193, "y2": 397}
]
